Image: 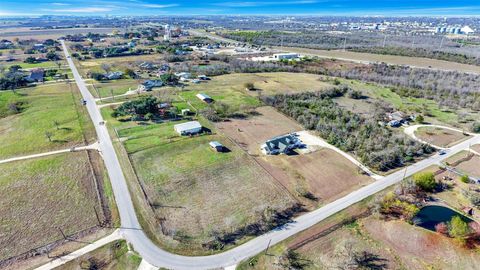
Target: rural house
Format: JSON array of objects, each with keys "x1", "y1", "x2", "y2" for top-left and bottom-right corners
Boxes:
[
  {"x1": 261, "y1": 134, "x2": 302, "y2": 155},
  {"x1": 174, "y1": 121, "x2": 202, "y2": 135},
  {"x1": 140, "y1": 80, "x2": 163, "y2": 91},
  {"x1": 26, "y1": 68, "x2": 44, "y2": 82},
  {"x1": 196, "y1": 93, "x2": 214, "y2": 103}
]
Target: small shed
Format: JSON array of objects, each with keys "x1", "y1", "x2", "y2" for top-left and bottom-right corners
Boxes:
[
  {"x1": 209, "y1": 141, "x2": 224, "y2": 152},
  {"x1": 181, "y1": 109, "x2": 191, "y2": 116},
  {"x1": 174, "y1": 121, "x2": 202, "y2": 135},
  {"x1": 196, "y1": 93, "x2": 214, "y2": 103}
]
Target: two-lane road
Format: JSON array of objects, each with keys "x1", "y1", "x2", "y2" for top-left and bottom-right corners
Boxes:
[{"x1": 61, "y1": 40, "x2": 480, "y2": 269}]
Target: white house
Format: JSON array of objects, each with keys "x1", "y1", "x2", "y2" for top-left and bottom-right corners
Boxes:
[{"x1": 174, "y1": 121, "x2": 202, "y2": 135}]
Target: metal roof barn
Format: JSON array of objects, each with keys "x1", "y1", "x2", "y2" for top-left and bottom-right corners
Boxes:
[{"x1": 174, "y1": 121, "x2": 202, "y2": 135}]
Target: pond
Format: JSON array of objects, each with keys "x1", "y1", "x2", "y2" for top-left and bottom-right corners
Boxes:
[{"x1": 413, "y1": 205, "x2": 473, "y2": 231}]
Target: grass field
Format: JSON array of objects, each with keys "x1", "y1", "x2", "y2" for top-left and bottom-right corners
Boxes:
[
  {"x1": 0, "y1": 83, "x2": 95, "y2": 159},
  {"x1": 88, "y1": 79, "x2": 140, "y2": 98},
  {"x1": 0, "y1": 152, "x2": 104, "y2": 261},
  {"x1": 415, "y1": 126, "x2": 470, "y2": 148},
  {"x1": 101, "y1": 104, "x2": 296, "y2": 254},
  {"x1": 3, "y1": 60, "x2": 63, "y2": 70},
  {"x1": 58, "y1": 240, "x2": 141, "y2": 270}
]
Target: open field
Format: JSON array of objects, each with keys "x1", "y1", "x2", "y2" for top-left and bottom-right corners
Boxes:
[
  {"x1": 58, "y1": 240, "x2": 141, "y2": 270},
  {"x1": 446, "y1": 151, "x2": 480, "y2": 179},
  {"x1": 0, "y1": 27, "x2": 119, "y2": 40},
  {"x1": 240, "y1": 212, "x2": 480, "y2": 270},
  {"x1": 101, "y1": 104, "x2": 297, "y2": 254},
  {"x1": 216, "y1": 106, "x2": 303, "y2": 154},
  {"x1": 0, "y1": 151, "x2": 107, "y2": 262},
  {"x1": 0, "y1": 83, "x2": 95, "y2": 159},
  {"x1": 88, "y1": 79, "x2": 140, "y2": 98},
  {"x1": 472, "y1": 144, "x2": 480, "y2": 153},
  {"x1": 2, "y1": 60, "x2": 64, "y2": 70},
  {"x1": 217, "y1": 106, "x2": 373, "y2": 207},
  {"x1": 415, "y1": 126, "x2": 470, "y2": 148},
  {"x1": 282, "y1": 46, "x2": 480, "y2": 74}
]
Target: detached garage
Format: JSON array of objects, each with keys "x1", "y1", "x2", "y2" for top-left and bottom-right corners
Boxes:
[{"x1": 174, "y1": 121, "x2": 202, "y2": 135}]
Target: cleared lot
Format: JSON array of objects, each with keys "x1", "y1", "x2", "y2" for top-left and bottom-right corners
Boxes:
[
  {"x1": 218, "y1": 106, "x2": 372, "y2": 208},
  {"x1": 446, "y1": 151, "x2": 480, "y2": 179},
  {"x1": 102, "y1": 105, "x2": 297, "y2": 254},
  {"x1": 415, "y1": 126, "x2": 470, "y2": 148},
  {"x1": 0, "y1": 151, "x2": 108, "y2": 262}
]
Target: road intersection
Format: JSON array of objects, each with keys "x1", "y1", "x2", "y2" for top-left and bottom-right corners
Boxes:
[{"x1": 56, "y1": 40, "x2": 480, "y2": 269}]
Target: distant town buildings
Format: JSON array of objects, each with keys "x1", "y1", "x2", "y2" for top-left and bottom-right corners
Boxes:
[{"x1": 436, "y1": 25, "x2": 474, "y2": 35}]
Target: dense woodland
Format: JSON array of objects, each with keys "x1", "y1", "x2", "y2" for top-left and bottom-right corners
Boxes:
[{"x1": 262, "y1": 89, "x2": 434, "y2": 171}]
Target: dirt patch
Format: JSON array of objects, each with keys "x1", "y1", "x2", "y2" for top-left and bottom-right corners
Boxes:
[
  {"x1": 471, "y1": 144, "x2": 480, "y2": 154},
  {"x1": 449, "y1": 153, "x2": 480, "y2": 179},
  {"x1": 415, "y1": 127, "x2": 469, "y2": 148},
  {"x1": 363, "y1": 217, "x2": 480, "y2": 270},
  {"x1": 0, "y1": 151, "x2": 110, "y2": 264},
  {"x1": 216, "y1": 106, "x2": 303, "y2": 155},
  {"x1": 217, "y1": 106, "x2": 372, "y2": 208}
]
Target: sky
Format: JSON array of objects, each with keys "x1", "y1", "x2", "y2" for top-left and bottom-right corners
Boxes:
[{"x1": 1, "y1": 0, "x2": 480, "y2": 17}]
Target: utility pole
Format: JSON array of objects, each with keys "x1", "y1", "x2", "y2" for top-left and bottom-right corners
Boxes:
[
  {"x1": 343, "y1": 37, "x2": 347, "y2": 51},
  {"x1": 402, "y1": 167, "x2": 408, "y2": 181},
  {"x1": 439, "y1": 36, "x2": 445, "y2": 49},
  {"x1": 411, "y1": 36, "x2": 415, "y2": 48},
  {"x1": 382, "y1": 35, "x2": 387, "y2": 48},
  {"x1": 265, "y1": 239, "x2": 272, "y2": 255}
]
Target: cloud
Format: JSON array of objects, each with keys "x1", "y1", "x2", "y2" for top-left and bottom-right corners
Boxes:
[
  {"x1": 51, "y1": 2, "x2": 70, "y2": 6},
  {"x1": 45, "y1": 7, "x2": 115, "y2": 13},
  {"x1": 141, "y1": 4, "x2": 179, "y2": 8},
  {"x1": 216, "y1": 0, "x2": 317, "y2": 7}
]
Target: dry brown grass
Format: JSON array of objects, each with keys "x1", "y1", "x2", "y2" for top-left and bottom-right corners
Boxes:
[
  {"x1": 217, "y1": 106, "x2": 372, "y2": 208},
  {"x1": 416, "y1": 127, "x2": 470, "y2": 148},
  {"x1": 0, "y1": 151, "x2": 105, "y2": 262},
  {"x1": 282, "y1": 47, "x2": 480, "y2": 74}
]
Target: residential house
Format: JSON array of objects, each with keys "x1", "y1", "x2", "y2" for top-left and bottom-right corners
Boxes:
[
  {"x1": 105, "y1": 71, "x2": 123, "y2": 80},
  {"x1": 140, "y1": 80, "x2": 163, "y2": 91},
  {"x1": 273, "y1": 53, "x2": 300, "y2": 60},
  {"x1": 261, "y1": 134, "x2": 302, "y2": 155},
  {"x1": 26, "y1": 68, "x2": 44, "y2": 82}
]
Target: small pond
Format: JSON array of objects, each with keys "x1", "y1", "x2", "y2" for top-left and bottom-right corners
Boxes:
[{"x1": 413, "y1": 205, "x2": 473, "y2": 231}]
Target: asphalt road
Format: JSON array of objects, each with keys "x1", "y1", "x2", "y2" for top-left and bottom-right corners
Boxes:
[{"x1": 61, "y1": 40, "x2": 480, "y2": 269}]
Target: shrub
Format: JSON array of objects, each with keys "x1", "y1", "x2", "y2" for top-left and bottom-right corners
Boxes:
[
  {"x1": 461, "y1": 174, "x2": 470, "y2": 184},
  {"x1": 413, "y1": 172, "x2": 436, "y2": 192},
  {"x1": 244, "y1": 82, "x2": 255, "y2": 90},
  {"x1": 416, "y1": 114, "x2": 424, "y2": 123},
  {"x1": 448, "y1": 216, "x2": 470, "y2": 239}
]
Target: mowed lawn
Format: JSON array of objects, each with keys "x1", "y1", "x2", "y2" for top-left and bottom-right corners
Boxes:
[
  {"x1": 0, "y1": 84, "x2": 95, "y2": 159},
  {"x1": 415, "y1": 127, "x2": 470, "y2": 148},
  {"x1": 0, "y1": 152, "x2": 101, "y2": 261}
]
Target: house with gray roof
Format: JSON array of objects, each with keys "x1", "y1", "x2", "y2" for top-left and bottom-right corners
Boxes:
[{"x1": 261, "y1": 134, "x2": 302, "y2": 155}]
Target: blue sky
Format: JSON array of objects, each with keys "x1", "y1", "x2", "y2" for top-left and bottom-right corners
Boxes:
[{"x1": 1, "y1": 0, "x2": 480, "y2": 16}]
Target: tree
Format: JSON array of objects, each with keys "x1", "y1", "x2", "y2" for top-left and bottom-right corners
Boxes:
[
  {"x1": 448, "y1": 216, "x2": 470, "y2": 239},
  {"x1": 416, "y1": 114, "x2": 424, "y2": 123},
  {"x1": 244, "y1": 82, "x2": 255, "y2": 90},
  {"x1": 45, "y1": 131, "x2": 53, "y2": 142},
  {"x1": 24, "y1": 56, "x2": 37, "y2": 64},
  {"x1": 461, "y1": 174, "x2": 470, "y2": 184},
  {"x1": 53, "y1": 120, "x2": 60, "y2": 130},
  {"x1": 471, "y1": 122, "x2": 480, "y2": 133},
  {"x1": 435, "y1": 222, "x2": 449, "y2": 235},
  {"x1": 46, "y1": 51, "x2": 59, "y2": 61},
  {"x1": 413, "y1": 172, "x2": 436, "y2": 192},
  {"x1": 160, "y1": 73, "x2": 178, "y2": 85}
]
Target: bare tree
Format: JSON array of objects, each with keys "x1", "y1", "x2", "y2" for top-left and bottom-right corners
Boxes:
[{"x1": 45, "y1": 131, "x2": 53, "y2": 142}]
